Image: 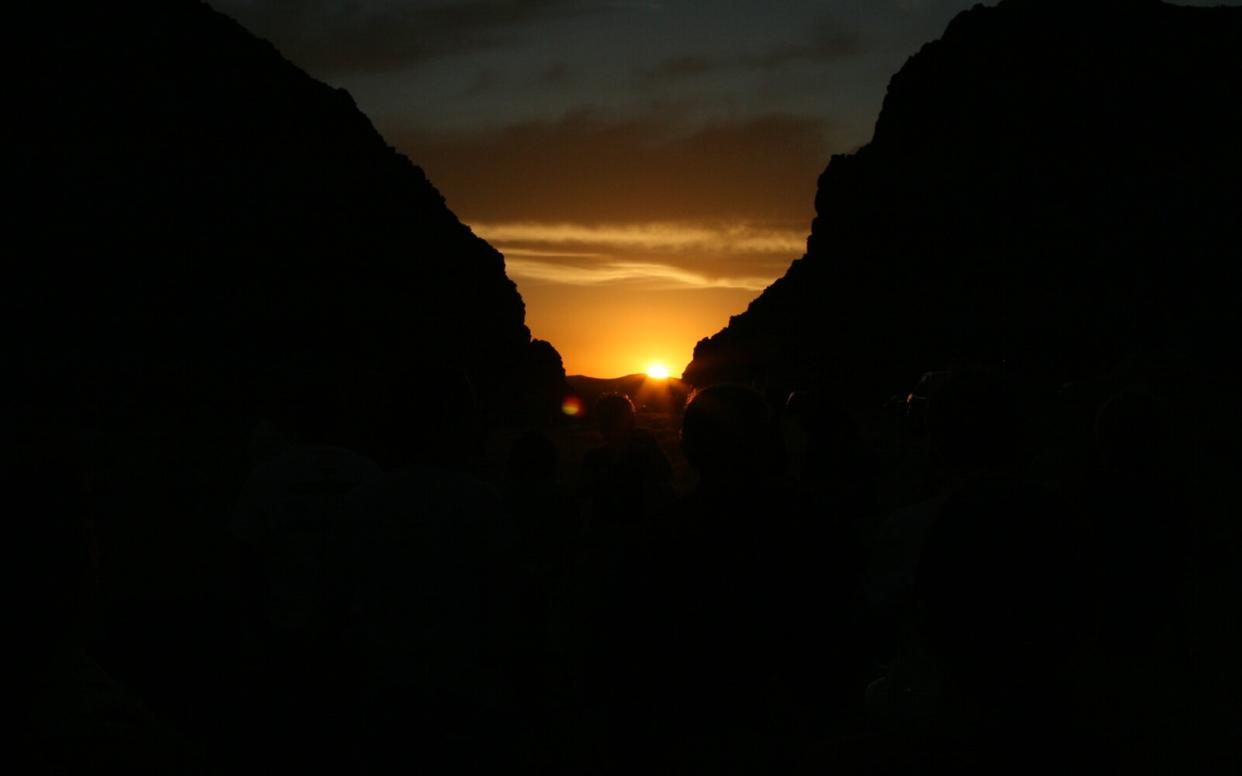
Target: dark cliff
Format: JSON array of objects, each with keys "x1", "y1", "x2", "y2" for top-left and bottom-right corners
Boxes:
[
  {"x1": 12, "y1": 1, "x2": 563, "y2": 436},
  {"x1": 683, "y1": 0, "x2": 1242, "y2": 399}
]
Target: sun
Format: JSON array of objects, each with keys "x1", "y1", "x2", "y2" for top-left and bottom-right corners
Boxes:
[{"x1": 646, "y1": 363, "x2": 671, "y2": 379}]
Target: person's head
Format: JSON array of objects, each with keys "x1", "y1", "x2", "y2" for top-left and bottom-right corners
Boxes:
[
  {"x1": 682, "y1": 383, "x2": 779, "y2": 482},
  {"x1": 593, "y1": 393, "x2": 636, "y2": 445},
  {"x1": 783, "y1": 389, "x2": 866, "y2": 478}
]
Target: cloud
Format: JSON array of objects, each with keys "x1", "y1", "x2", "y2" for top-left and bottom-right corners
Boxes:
[
  {"x1": 211, "y1": 0, "x2": 596, "y2": 75},
  {"x1": 470, "y1": 220, "x2": 803, "y2": 291},
  {"x1": 394, "y1": 111, "x2": 837, "y2": 225},
  {"x1": 503, "y1": 257, "x2": 774, "y2": 291},
  {"x1": 641, "y1": 20, "x2": 862, "y2": 84},
  {"x1": 388, "y1": 111, "x2": 830, "y2": 283},
  {"x1": 473, "y1": 221, "x2": 806, "y2": 255},
  {"x1": 499, "y1": 247, "x2": 607, "y2": 259}
]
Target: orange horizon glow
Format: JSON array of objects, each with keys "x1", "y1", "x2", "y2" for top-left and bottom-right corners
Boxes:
[
  {"x1": 485, "y1": 220, "x2": 799, "y2": 378},
  {"x1": 376, "y1": 84, "x2": 826, "y2": 383},
  {"x1": 515, "y1": 277, "x2": 761, "y2": 378}
]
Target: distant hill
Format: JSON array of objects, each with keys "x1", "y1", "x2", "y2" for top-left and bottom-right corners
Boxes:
[
  {"x1": 684, "y1": 0, "x2": 1242, "y2": 401},
  {"x1": 567, "y1": 374, "x2": 693, "y2": 416},
  {"x1": 12, "y1": 0, "x2": 566, "y2": 439}
]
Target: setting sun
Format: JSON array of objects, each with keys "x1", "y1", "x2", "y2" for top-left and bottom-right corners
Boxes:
[{"x1": 646, "y1": 363, "x2": 671, "y2": 379}]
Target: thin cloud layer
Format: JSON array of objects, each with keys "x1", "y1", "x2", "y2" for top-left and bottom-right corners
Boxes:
[
  {"x1": 504, "y1": 258, "x2": 774, "y2": 291},
  {"x1": 472, "y1": 221, "x2": 807, "y2": 255},
  {"x1": 472, "y1": 220, "x2": 805, "y2": 290}
]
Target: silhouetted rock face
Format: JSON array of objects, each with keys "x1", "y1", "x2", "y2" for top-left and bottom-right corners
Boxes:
[
  {"x1": 13, "y1": 1, "x2": 559, "y2": 427},
  {"x1": 684, "y1": 0, "x2": 1242, "y2": 398}
]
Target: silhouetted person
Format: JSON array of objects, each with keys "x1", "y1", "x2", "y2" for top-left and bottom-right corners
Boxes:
[
  {"x1": 679, "y1": 383, "x2": 782, "y2": 491},
  {"x1": 781, "y1": 389, "x2": 874, "y2": 714},
  {"x1": 572, "y1": 384, "x2": 859, "y2": 772},
  {"x1": 785, "y1": 390, "x2": 876, "y2": 494},
  {"x1": 854, "y1": 476, "x2": 1099, "y2": 774},
  {"x1": 578, "y1": 393, "x2": 672, "y2": 529},
  {"x1": 501, "y1": 430, "x2": 581, "y2": 771},
  {"x1": 505, "y1": 430, "x2": 579, "y2": 589},
  {"x1": 783, "y1": 388, "x2": 876, "y2": 569},
  {"x1": 865, "y1": 367, "x2": 1027, "y2": 665},
  {"x1": 556, "y1": 394, "x2": 676, "y2": 770},
  {"x1": 333, "y1": 366, "x2": 527, "y2": 773},
  {"x1": 687, "y1": 385, "x2": 864, "y2": 764}
]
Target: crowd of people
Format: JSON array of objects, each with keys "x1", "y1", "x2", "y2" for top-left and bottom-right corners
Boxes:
[{"x1": 18, "y1": 365, "x2": 1239, "y2": 773}]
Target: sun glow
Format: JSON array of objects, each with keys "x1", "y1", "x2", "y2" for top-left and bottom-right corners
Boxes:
[{"x1": 646, "y1": 363, "x2": 671, "y2": 379}]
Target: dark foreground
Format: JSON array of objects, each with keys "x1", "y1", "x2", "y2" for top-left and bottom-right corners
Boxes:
[{"x1": 18, "y1": 373, "x2": 1241, "y2": 775}]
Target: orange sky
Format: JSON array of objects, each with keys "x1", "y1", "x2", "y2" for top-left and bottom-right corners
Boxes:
[
  {"x1": 470, "y1": 219, "x2": 807, "y2": 377},
  {"x1": 406, "y1": 115, "x2": 828, "y2": 377},
  {"x1": 510, "y1": 262, "x2": 768, "y2": 378}
]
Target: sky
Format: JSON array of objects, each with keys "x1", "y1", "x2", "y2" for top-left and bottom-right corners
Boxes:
[{"x1": 213, "y1": 0, "x2": 1239, "y2": 377}]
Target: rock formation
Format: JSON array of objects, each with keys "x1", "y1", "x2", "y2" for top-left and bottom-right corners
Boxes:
[
  {"x1": 683, "y1": 0, "x2": 1241, "y2": 401},
  {"x1": 12, "y1": 0, "x2": 565, "y2": 438}
]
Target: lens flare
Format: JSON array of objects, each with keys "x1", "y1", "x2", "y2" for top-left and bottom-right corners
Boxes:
[{"x1": 561, "y1": 395, "x2": 583, "y2": 416}]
